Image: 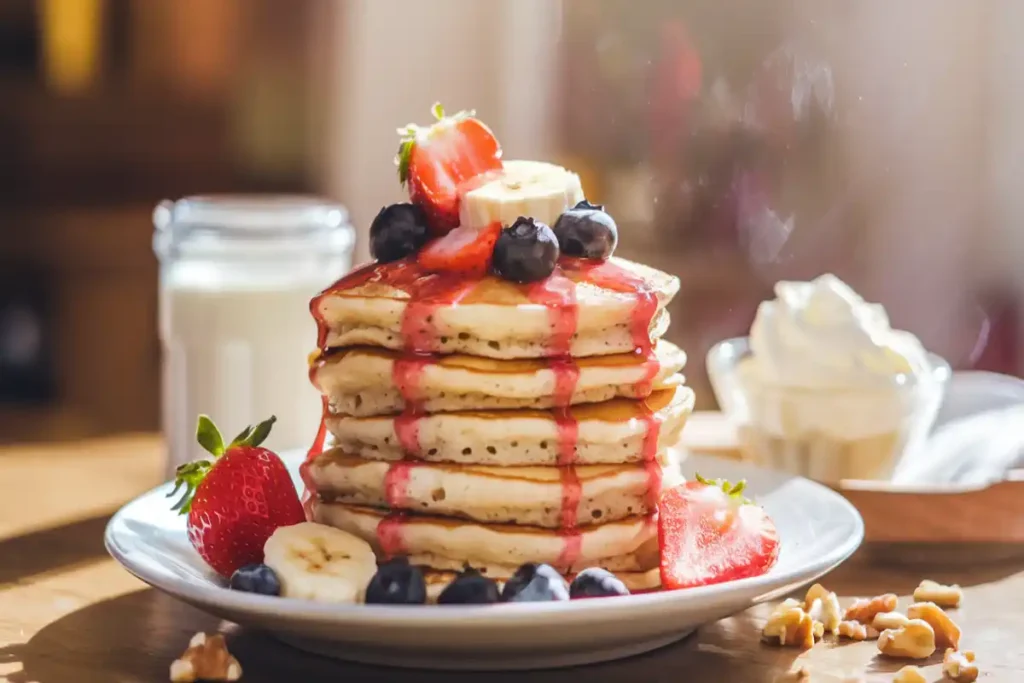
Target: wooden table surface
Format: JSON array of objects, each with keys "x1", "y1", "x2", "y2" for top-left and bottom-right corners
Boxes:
[{"x1": 2, "y1": 417, "x2": 1023, "y2": 683}]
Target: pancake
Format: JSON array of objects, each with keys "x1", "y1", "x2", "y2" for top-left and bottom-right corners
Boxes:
[
  {"x1": 311, "y1": 502, "x2": 659, "y2": 573},
  {"x1": 306, "y1": 448, "x2": 684, "y2": 527},
  {"x1": 325, "y1": 386, "x2": 694, "y2": 465},
  {"x1": 313, "y1": 340, "x2": 687, "y2": 417},
  {"x1": 421, "y1": 568, "x2": 661, "y2": 602},
  {"x1": 313, "y1": 256, "x2": 680, "y2": 360}
]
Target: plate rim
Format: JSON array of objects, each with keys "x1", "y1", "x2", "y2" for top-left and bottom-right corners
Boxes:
[{"x1": 104, "y1": 452, "x2": 864, "y2": 626}]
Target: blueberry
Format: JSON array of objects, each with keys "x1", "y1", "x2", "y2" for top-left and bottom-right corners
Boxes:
[
  {"x1": 229, "y1": 563, "x2": 281, "y2": 596},
  {"x1": 491, "y1": 217, "x2": 559, "y2": 283},
  {"x1": 569, "y1": 567, "x2": 630, "y2": 599},
  {"x1": 369, "y1": 203, "x2": 430, "y2": 263},
  {"x1": 500, "y1": 563, "x2": 570, "y2": 602},
  {"x1": 437, "y1": 569, "x2": 500, "y2": 605},
  {"x1": 552, "y1": 200, "x2": 618, "y2": 261},
  {"x1": 365, "y1": 558, "x2": 427, "y2": 605}
]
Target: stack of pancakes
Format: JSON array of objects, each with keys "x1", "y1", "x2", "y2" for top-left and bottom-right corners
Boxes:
[{"x1": 302, "y1": 257, "x2": 691, "y2": 596}]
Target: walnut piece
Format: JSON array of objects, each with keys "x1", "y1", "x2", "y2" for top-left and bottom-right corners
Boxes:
[
  {"x1": 837, "y1": 620, "x2": 879, "y2": 641},
  {"x1": 877, "y1": 619, "x2": 936, "y2": 659},
  {"x1": 773, "y1": 665, "x2": 810, "y2": 682},
  {"x1": 872, "y1": 611, "x2": 910, "y2": 631},
  {"x1": 774, "y1": 597, "x2": 804, "y2": 614},
  {"x1": 804, "y1": 583, "x2": 842, "y2": 634},
  {"x1": 892, "y1": 665, "x2": 927, "y2": 683},
  {"x1": 907, "y1": 601, "x2": 961, "y2": 649},
  {"x1": 943, "y1": 648, "x2": 979, "y2": 683},
  {"x1": 913, "y1": 579, "x2": 962, "y2": 608},
  {"x1": 762, "y1": 606, "x2": 819, "y2": 649},
  {"x1": 844, "y1": 593, "x2": 898, "y2": 624},
  {"x1": 170, "y1": 633, "x2": 242, "y2": 683}
]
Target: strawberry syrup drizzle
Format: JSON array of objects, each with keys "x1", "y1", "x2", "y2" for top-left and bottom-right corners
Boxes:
[
  {"x1": 304, "y1": 260, "x2": 438, "y2": 519},
  {"x1": 347, "y1": 262, "x2": 481, "y2": 550},
  {"x1": 377, "y1": 461, "x2": 415, "y2": 558},
  {"x1": 305, "y1": 256, "x2": 665, "y2": 562},
  {"x1": 527, "y1": 270, "x2": 586, "y2": 570},
  {"x1": 637, "y1": 353, "x2": 664, "y2": 508},
  {"x1": 562, "y1": 257, "x2": 666, "y2": 515}
]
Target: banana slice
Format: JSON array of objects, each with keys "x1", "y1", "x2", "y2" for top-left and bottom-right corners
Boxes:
[
  {"x1": 263, "y1": 522, "x2": 378, "y2": 604},
  {"x1": 460, "y1": 160, "x2": 584, "y2": 229}
]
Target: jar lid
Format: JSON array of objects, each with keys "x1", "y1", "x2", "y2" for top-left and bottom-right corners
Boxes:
[{"x1": 153, "y1": 194, "x2": 348, "y2": 233}]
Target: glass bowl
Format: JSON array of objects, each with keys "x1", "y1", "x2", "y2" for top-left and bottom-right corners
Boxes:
[{"x1": 706, "y1": 337, "x2": 951, "y2": 485}]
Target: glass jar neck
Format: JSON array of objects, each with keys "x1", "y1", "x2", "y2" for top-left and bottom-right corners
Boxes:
[{"x1": 153, "y1": 194, "x2": 354, "y2": 262}]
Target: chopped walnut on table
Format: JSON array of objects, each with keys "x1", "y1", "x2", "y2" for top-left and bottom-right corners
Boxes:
[
  {"x1": 892, "y1": 665, "x2": 927, "y2": 683},
  {"x1": 837, "y1": 620, "x2": 879, "y2": 641},
  {"x1": 943, "y1": 648, "x2": 979, "y2": 683},
  {"x1": 170, "y1": 632, "x2": 242, "y2": 683},
  {"x1": 877, "y1": 619, "x2": 937, "y2": 659},
  {"x1": 762, "y1": 605, "x2": 820, "y2": 649},
  {"x1": 804, "y1": 582, "x2": 842, "y2": 634},
  {"x1": 844, "y1": 593, "x2": 899, "y2": 624},
  {"x1": 907, "y1": 601, "x2": 961, "y2": 649},
  {"x1": 775, "y1": 597, "x2": 804, "y2": 613},
  {"x1": 913, "y1": 579, "x2": 963, "y2": 608},
  {"x1": 872, "y1": 611, "x2": 910, "y2": 631}
]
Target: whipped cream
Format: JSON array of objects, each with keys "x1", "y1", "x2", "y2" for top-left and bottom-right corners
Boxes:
[{"x1": 748, "y1": 274, "x2": 931, "y2": 389}]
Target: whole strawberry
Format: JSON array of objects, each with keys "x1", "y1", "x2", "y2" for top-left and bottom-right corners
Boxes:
[{"x1": 169, "y1": 415, "x2": 305, "y2": 577}]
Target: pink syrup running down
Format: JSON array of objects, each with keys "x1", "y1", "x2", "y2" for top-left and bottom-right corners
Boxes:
[{"x1": 305, "y1": 255, "x2": 663, "y2": 566}]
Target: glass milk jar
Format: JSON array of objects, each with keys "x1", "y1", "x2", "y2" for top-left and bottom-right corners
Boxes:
[{"x1": 153, "y1": 196, "x2": 353, "y2": 476}]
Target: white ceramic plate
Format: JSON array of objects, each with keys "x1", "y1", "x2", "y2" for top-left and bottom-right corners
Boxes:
[{"x1": 104, "y1": 450, "x2": 863, "y2": 670}]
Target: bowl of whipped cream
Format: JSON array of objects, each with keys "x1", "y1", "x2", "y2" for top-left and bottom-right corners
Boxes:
[{"x1": 707, "y1": 274, "x2": 951, "y2": 485}]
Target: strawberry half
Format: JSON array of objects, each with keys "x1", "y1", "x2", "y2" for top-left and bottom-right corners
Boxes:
[
  {"x1": 658, "y1": 474, "x2": 779, "y2": 590},
  {"x1": 417, "y1": 222, "x2": 501, "y2": 275},
  {"x1": 169, "y1": 415, "x2": 305, "y2": 577},
  {"x1": 397, "y1": 103, "x2": 503, "y2": 235}
]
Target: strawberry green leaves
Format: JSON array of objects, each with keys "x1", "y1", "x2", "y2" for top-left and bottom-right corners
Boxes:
[
  {"x1": 168, "y1": 460, "x2": 212, "y2": 514},
  {"x1": 196, "y1": 415, "x2": 224, "y2": 456},
  {"x1": 694, "y1": 472, "x2": 749, "y2": 502},
  {"x1": 196, "y1": 414, "x2": 277, "y2": 458},
  {"x1": 229, "y1": 416, "x2": 277, "y2": 449},
  {"x1": 170, "y1": 415, "x2": 278, "y2": 514}
]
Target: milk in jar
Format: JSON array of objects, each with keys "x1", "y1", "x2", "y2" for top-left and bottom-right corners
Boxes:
[{"x1": 153, "y1": 196, "x2": 353, "y2": 477}]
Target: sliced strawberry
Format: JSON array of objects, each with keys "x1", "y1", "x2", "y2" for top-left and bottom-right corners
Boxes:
[
  {"x1": 397, "y1": 103, "x2": 503, "y2": 235},
  {"x1": 169, "y1": 415, "x2": 305, "y2": 577},
  {"x1": 658, "y1": 474, "x2": 779, "y2": 590},
  {"x1": 417, "y1": 222, "x2": 501, "y2": 275}
]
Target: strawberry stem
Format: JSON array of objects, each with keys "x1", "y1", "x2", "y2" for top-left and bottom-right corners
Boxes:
[{"x1": 168, "y1": 415, "x2": 277, "y2": 514}]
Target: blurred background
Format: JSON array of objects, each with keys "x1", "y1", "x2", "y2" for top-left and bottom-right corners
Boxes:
[{"x1": 1, "y1": 0, "x2": 1021, "y2": 444}]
